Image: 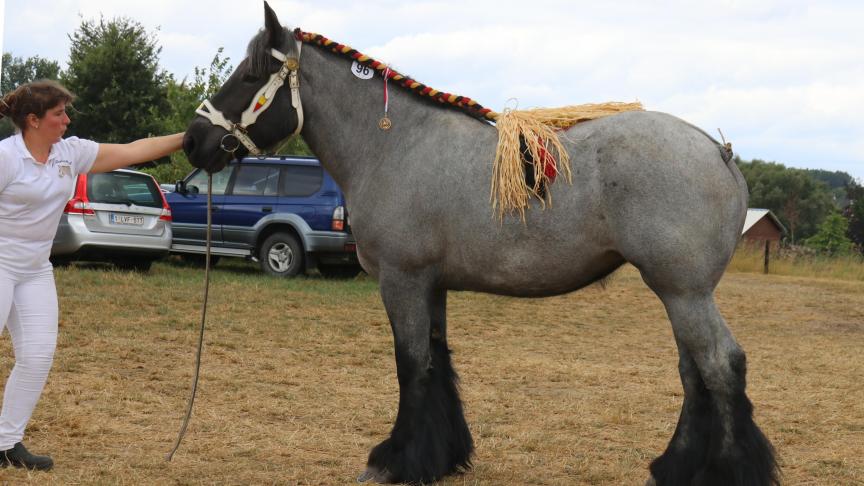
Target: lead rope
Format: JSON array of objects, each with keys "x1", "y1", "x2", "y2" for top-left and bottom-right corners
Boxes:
[{"x1": 166, "y1": 173, "x2": 214, "y2": 461}]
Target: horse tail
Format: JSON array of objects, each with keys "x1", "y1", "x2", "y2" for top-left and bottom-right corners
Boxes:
[
  {"x1": 679, "y1": 119, "x2": 749, "y2": 228},
  {"x1": 706, "y1": 130, "x2": 750, "y2": 234},
  {"x1": 679, "y1": 120, "x2": 745, "y2": 189}
]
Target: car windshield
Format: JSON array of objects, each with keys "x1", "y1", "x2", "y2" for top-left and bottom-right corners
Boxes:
[
  {"x1": 87, "y1": 172, "x2": 162, "y2": 208},
  {"x1": 186, "y1": 166, "x2": 234, "y2": 195}
]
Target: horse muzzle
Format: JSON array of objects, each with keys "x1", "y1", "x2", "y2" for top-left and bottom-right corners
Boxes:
[{"x1": 183, "y1": 124, "x2": 234, "y2": 174}]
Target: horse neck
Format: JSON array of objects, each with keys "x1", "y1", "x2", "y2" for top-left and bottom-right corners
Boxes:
[{"x1": 296, "y1": 45, "x2": 484, "y2": 196}]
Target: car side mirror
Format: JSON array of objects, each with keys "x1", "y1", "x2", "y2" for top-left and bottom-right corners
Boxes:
[{"x1": 175, "y1": 180, "x2": 187, "y2": 194}]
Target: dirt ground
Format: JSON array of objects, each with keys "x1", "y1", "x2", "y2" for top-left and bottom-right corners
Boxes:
[{"x1": 0, "y1": 263, "x2": 862, "y2": 485}]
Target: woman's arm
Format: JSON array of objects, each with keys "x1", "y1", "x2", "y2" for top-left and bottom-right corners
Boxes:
[{"x1": 90, "y1": 133, "x2": 185, "y2": 173}]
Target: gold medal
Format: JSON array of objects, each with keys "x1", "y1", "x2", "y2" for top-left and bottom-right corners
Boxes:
[{"x1": 378, "y1": 116, "x2": 392, "y2": 131}]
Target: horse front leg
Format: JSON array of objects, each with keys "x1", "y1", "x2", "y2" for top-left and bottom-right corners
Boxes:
[{"x1": 359, "y1": 268, "x2": 473, "y2": 484}]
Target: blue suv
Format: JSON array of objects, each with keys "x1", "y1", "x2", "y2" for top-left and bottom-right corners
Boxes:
[{"x1": 166, "y1": 156, "x2": 359, "y2": 277}]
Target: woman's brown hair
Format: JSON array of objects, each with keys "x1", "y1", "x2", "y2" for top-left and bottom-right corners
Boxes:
[{"x1": 0, "y1": 80, "x2": 74, "y2": 132}]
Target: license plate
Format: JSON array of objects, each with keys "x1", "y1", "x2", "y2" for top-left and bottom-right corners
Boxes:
[{"x1": 110, "y1": 213, "x2": 144, "y2": 226}]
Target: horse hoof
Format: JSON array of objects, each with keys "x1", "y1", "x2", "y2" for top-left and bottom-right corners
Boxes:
[
  {"x1": 644, "y1": 476, "x2": 657, "y2": 486},
  {"x1": 357, "y1": 466, "x2": 389, "y2": 483}
]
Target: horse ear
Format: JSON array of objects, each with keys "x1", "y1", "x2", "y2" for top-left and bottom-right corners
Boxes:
[{"x1": 263, "y1": 1, "x2": 284, "y2": 48}]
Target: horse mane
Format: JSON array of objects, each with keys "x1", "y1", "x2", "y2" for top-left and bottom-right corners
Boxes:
[
  {"x1": 298, "y1": 31, "x2": 499, "y2": 123},
  {"x1": 246, "y1": 27, "x2": 299, "y2": 77}
]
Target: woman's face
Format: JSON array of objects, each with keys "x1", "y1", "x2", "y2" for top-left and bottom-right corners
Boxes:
[{"x1": 32, "y1": 102, "x2": 71, "y2": 142}]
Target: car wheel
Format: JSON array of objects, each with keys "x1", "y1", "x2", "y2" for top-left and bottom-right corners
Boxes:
[
  {"x1": 318, "y1": 264, "x2": 362, "y2": 279},
  {"x1": 115, "y1": 259, "x2": 153, "y2": 272},
  {"x1": 259, "y1": 232, "x2": 304, "y2": 277}
]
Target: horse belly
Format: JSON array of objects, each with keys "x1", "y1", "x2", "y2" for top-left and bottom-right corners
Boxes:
[
  {"x1": 447, "y1": 260, "x2": 625, "y2": 297},
  {"x1": 440, "y1": 232, "x2": 624, "y2": 297},
  {"x1": 352, "y1": 205, "x2": 623, "y2": 296}
]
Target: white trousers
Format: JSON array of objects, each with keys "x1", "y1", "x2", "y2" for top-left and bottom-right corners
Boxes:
[{"x1": 0, "y1": 268, "x2": 58, "y2": 450}]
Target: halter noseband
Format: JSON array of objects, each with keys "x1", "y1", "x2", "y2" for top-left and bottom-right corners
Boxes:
[{"x1": 196, "y1": 39, "x2": 304, "y2": 156}]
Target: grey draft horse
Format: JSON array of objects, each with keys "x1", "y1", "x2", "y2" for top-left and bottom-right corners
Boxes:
[{"x1": 183, "y1": 4, "x2": 779, "y2": 485}]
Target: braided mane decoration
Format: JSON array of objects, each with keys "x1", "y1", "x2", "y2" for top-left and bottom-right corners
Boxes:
[{"x1": 297, "y1": 30, "x2": 644, "y2": 219}]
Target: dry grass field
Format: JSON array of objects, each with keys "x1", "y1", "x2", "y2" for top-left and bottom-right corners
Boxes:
[{"x1": 1, "y1": 258, "x2": 862, "y2": 485}]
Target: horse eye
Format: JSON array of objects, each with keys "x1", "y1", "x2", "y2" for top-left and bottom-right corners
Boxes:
[{"x1": 242, "y1": 73, "x2": 260, "y2": 83}]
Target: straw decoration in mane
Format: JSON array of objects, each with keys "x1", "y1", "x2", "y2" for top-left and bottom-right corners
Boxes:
[{"x1": 183, "y1": 3, "x2": 779, "y2": 485}]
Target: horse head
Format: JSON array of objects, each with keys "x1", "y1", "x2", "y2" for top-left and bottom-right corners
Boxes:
[{"x1": 184, "y1": 2, "x2": 301, "y2": 173}]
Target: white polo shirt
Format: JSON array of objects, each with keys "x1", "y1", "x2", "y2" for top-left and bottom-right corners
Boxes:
[{"x1": 0, "y1": 134, "x2": 99, "y2": 274}]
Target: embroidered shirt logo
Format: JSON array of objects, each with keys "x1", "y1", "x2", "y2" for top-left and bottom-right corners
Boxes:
[{"x1": 55, "y1": 161, "x2": 72, "y2": 178}]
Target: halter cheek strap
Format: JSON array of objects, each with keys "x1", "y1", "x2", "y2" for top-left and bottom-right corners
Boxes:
[{"x1": 196, "y1": 40, "x2": 304, "y2": 155}]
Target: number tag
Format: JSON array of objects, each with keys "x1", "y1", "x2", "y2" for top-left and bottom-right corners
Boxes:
[{"x1": 351, "y1": 61, "x2": 374, "y2": 80}]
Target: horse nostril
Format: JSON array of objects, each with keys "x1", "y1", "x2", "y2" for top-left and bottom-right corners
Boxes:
[{"x1": 182, "y1": 134, "x2": 196, "y2": 156}]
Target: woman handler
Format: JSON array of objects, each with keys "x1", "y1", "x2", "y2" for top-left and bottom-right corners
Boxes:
[{"x1": 0, "y1": 80, "x2": 184, "y2": 471}]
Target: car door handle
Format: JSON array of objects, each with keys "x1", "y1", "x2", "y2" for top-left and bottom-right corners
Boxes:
[
  {"x1": 210, "y1": 206, "x2": 219, "y2": 211},
  {"x1": 262, "y1": 206, "x2": 273, "y2": 213}
]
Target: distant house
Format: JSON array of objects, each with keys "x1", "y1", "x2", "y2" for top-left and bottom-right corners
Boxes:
[
  {"x1": 742, "y1": 209, "x2": 786, "y2": 245},
  {"x1": 741, "y1": 208, "x2": 787, "y2": 272}
]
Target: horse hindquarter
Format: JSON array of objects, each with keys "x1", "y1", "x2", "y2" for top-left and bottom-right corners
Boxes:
[{"x1": 589, "y1": 113, "x2": 777, "y2": 485}]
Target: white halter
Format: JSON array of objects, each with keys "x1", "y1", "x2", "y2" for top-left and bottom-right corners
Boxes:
[{"x1": 196, "y1": 40, "x2": 304, "y2": 156}]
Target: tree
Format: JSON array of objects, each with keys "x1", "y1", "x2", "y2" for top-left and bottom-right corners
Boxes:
[
  {"x1": 158, "y1": 48, "x2": 232, "y2": 135},
  {"x1": 1, "y1": 52, "x2": 62, "y2": 137},
  {"x1": 737, "y1": 158, "x2": 835, "y2": 242},
  {"x1": 62, "y1": 16, "x2": 168, "y2": 143},
  {"x1": 806, "y1": 169, "x2": 854, "y2": 207},
  {"x1": 845, "y1": 180, "x2": 864, "y2": 254},
  {"x1": 1, "y1": 52, "x2": 62, "y2": 94},
  {"x1": 804, "y1": 212, "x2": 854, "y2": 255},
  {"x1": 275, "y1": 135, "x2": 313, "y2": 156}
]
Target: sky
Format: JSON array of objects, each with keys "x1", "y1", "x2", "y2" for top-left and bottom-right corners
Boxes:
[{"x1": 2, "y1": 0, "x2": 862, "y2": 181}]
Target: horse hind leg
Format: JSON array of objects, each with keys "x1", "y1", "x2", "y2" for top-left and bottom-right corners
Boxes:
[
  {"x1": 648, "y1": 290, "x2": 779, "y2": 486},
  {"x1": 647, "y1": 341, "x2": 713, "y2": 485},
  {"x1": 359, "y1": 268, "x2": 473, "y2": 484}
]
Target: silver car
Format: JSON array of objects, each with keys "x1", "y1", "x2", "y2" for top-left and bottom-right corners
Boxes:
[{"x1": 51, "y1": 168, "x2": 172, "y2": 271}]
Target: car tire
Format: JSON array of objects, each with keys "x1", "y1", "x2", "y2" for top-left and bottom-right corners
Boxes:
[
  {"x1": 318, "y1": 264, "x2": 362, "y2": 279},
  {"x1": 259, "y1": 232, "x2": 304, "y2": 277}
]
